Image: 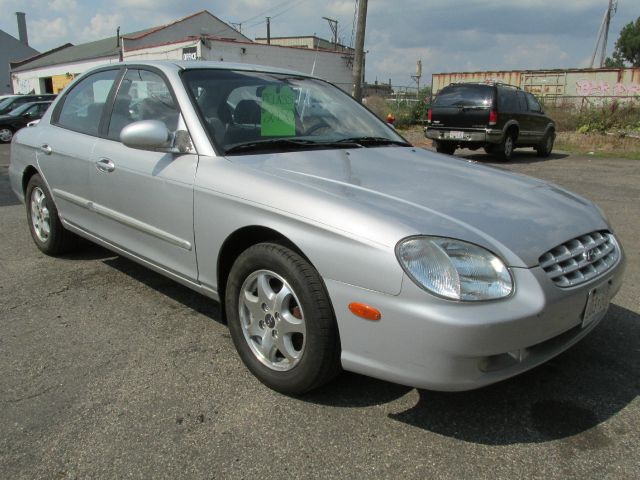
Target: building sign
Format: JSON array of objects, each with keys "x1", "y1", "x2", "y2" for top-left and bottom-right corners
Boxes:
[{"x1": 182, "y1": 46, "x2": 198, "y2": 61}]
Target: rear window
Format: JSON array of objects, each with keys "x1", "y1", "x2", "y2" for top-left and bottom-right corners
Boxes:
[{"x1": 433, "y1": 85, "x2": 494, "y2": 107}]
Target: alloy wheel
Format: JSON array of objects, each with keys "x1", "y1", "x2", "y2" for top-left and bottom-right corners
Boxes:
[
  {"x1": 30, "y1": 186, "x2": 50, "y2": 242},
  {"x1": 238, "y1": 269, "x2": 306, "y2": 371}
]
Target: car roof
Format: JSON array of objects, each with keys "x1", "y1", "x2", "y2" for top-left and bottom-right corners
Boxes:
[{"x1": 91, "y1": 60, "x2": 318, "y2": 80}]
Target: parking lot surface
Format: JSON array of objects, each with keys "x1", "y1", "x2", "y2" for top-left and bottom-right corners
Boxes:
[{"x1": 1, "y1": 143, "x2": 638, "y2": 479}]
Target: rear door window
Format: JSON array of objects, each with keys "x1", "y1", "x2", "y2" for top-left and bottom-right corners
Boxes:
[
  {"x1": 497, "y1": 89, "x2": 520, "y2": 113},
  {"x1": 517, "y1": 91, "x2": 528, "y2": 112},
  {"x1": 433, "y1": 85, "x2": 494, "y2": 107},
  {"x1": 55, "y1": 69, "x2": 119, "y2": 136}
]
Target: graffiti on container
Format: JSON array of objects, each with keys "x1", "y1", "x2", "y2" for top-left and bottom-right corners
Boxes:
[{"x1": 576, "y1": 80, "x2": 640, "y2": 96}]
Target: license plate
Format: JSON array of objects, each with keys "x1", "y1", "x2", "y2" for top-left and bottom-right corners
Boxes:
[
  {"x1": 582, "y1": 281, "x2": 612, "y2": 328},
  {"x1": 448, "y1": 131, "x2": 464, "y2": 140}
]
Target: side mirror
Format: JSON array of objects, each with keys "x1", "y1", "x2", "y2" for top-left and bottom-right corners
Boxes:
[{"x1": 121, "y1": 120, "x2": 172, "y2": 150}]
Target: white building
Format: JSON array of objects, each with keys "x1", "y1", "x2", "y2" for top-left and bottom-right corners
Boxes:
[{"x1": 11, "y1": 11, "x2": 355, "y2": 95}]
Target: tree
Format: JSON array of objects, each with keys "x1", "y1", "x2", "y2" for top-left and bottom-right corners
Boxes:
[{"x1": 605, "y1": 17, "x2": 640, "y2": 67}]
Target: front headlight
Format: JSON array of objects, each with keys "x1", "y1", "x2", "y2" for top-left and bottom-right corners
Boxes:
[{"x1": 396, "y1": 236, "x2": 513, "y2": 301}]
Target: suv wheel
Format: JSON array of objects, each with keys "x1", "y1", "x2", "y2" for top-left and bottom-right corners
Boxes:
[
  {"x1": 496, "y1": 133, "x2": 515, "y2": 161},
  {"x1": 435, "y1": 141, "x2": 456, "y2": 155},
  {"x1": 536, "y1": 131, "x2": 555, "y2": 157}
]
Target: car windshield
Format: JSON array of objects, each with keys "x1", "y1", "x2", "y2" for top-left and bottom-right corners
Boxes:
[
  {"x1": 182, "y1": 69, "x2": 408, "y2": 154},
  {"x1": 433, "y1": 85, "x2": 494, "y2": 108},
  {"x1": 0, "y1": 97, "x2": 15, "y2": 110}
]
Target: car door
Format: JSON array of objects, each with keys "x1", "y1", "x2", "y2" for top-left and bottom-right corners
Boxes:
[
  {"x1": 37, "y1": 68, "x2": 121, "y2": 233},
  {"x1": 515, "y1": 90, "x2": 536, "y2": 145},
  {"x1": 15, "y1": 104, "x2": 42, "y2": 128},
  {"x1": 90, "y1": 67, "x2": 199, "y2": 282},
  {"x1": 524, "y1": 92, "x2": 547, "y2": 143}
]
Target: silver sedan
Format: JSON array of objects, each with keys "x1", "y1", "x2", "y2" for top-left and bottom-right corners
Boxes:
[{"x1": 9, "y1": 61, "x2": 626, "y2": 394}]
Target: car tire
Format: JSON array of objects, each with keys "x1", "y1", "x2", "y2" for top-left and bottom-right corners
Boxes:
[
  {"x1": 0, "y1": 126, "x2": 14, "y2": 143},
  {"x1": 435, "y1": 140, "x2": 456, "y2": 155},
  {"x1": 25, "y1": 174, "x2": 78, "y2": 255},
  {"x1": 495, "y1": 132, "x2": 515, "y2": 161},
  {"x1": 225, "y1": 242, "x2": 341, "y2": 395},
  {"x1": 536, "y1": 130, "x2": 555, "y2": 157}
]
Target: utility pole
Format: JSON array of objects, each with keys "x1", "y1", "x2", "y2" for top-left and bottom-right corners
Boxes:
[
  {"x1": 266, "y1": 17, "x2": 271, "y2": 44},
  {"x1": 117, "y1": 26, "x2": 123, "y2": 62},
  {"x1": 599, "y1": 0, "x2": 614, "y2": 67},
  {"x1": 590, "y1": 0, "x2": 617, "y2": 68},
  {"x1": 322, "y1": 17, "x2": 338, "y2": 50},
  {"x1": 351, "y1": 0, "x2": 368, "y2": 102}
]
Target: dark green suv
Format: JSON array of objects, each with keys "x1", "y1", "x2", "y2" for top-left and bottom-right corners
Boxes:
[{"x1": 424, "y1": 82, "x2": 555, "y2": 161}]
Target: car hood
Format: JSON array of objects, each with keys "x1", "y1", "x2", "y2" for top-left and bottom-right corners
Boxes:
[{"x1": 229, "y1": 146, "x2": 608, "y2": 267}]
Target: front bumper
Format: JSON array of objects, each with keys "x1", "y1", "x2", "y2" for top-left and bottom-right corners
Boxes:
[
  {"x1": 326, "y1": 249, "x2": 625, "y2": 391},
  {"x1": 425, "y1": 127, "x2": 503, "y2": 145}
]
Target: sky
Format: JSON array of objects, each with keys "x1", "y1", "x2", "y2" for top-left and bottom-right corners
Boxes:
[{"x1": 1, "y1": 0, "x2": 639, "y2": 88}]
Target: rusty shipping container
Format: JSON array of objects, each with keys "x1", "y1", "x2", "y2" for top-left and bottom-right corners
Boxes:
[{"x1": 432, "y1": 67, "x2": 640, "y2": 104}]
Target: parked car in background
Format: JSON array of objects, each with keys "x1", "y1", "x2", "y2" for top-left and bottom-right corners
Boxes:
[
  {"x1": 9, "y1": 61, "x2": 624, "y2": 395},
  {"x1": 425, "y1": 82, "x2": 556, "y2": 160},
  {"x1": 0, "y1": 94, "x2": 56, "y2": 116},
  {"x1": 0, "y1": 101, "x2": 53, "y2": 143}
]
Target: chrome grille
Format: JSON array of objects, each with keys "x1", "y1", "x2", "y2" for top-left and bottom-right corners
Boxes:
[{"x1": 539, "y1": 231, "x2": 619, "y2": 288}]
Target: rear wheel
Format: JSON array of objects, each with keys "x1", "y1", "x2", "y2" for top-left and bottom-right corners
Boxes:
[
  {"x1": 0, "y1": 127, "x2": 14, "y2": 143},
  {"x1": 225, "y1": 243, "x2": 341, "y2": 395},
  {"x1": 435, "y1": 140, "x2": 456, "y2": 155},
  {"x1": 25, "y1": 174, "x2": 77, "y2": 255},
  {"x1": 536, "y1": 130, "x2": 555, "y2": 157},
  {"x1": 495, "y1": 132, "x2": 515, "y2": 161}
]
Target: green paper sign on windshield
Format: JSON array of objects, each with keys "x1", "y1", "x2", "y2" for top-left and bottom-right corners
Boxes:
[{"x1": 261, "y1": 85, "x2": 296, "y2": 137}]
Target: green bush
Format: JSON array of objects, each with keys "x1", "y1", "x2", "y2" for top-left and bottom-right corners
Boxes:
[{"x1": 545, "y1": 101, "x2": 640, "y2": 134}]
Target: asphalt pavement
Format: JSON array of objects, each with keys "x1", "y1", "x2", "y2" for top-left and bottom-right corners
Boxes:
[{"x1": 1, "y1": 143, "x2": 638, "y2": 479}]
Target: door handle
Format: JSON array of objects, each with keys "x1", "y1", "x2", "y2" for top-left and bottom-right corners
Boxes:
[
  {"x1": 40, "y1": 144, "x2": 52, "y2": 155},
  {"x1": 96, "y1": 158, "x2": 115, "y2": 173}
]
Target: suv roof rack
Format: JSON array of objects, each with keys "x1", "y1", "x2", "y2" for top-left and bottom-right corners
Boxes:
[{"x1": 449, "y1": 81, "x2": 521, "y2": 90}]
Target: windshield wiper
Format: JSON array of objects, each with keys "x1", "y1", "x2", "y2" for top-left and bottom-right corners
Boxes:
[
  {"x1": 334, "y1": 136, "x2": 411, "y2": 147},
  {"x1": 224, "y1": 138, "x2": 361, "y2": 155}
]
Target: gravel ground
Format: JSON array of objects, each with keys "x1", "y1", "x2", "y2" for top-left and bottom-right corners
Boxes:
[{"x1": 1, "y1": 142, "x2": 638, "y2": 479}]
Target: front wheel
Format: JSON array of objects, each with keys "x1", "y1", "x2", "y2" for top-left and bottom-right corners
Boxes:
[
  {"x1": 0, "y1": 127, "x2": 14, "y2": 143},
  {"x1": 225, "y1": 243, "x2": 341, "y2": 395}
]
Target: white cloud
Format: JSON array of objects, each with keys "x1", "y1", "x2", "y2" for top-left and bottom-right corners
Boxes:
[
  {"x1": 115, "y1": 0, "x2": 172, "y2": 8},
  {"x1": 30, "y1": 17, "x2": 68, "y2": 44},
  {"x1": 80, "y1": 13, "x2": 122, "y2": 42},
  {"x1": 49, "y1": 0, "x2": 78, "y2": 12}
]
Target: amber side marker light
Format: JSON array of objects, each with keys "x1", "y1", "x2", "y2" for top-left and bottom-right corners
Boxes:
[{"x1": 348, "y1": 302, "x2": 382, "y2": 321}]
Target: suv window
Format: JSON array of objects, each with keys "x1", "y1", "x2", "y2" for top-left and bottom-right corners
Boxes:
[
  {"x1": 107, "y1": 69, "x2": 179, "y2": 140},
  {"x1": 497, "y1": 89, "x2": 520, "y2": 113},
  {"x1": 56, "y1": 69, "x2": 119, "y2": 136},
  {"x1": 516, "y1": 91, "x2": 528, "y2": 112},
  {"x1": 433, "y1": 85, "x2": 494, "y2": 108},
  {"x1": 525, "y1": 92, "x2": 542, "y2": 113}
]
